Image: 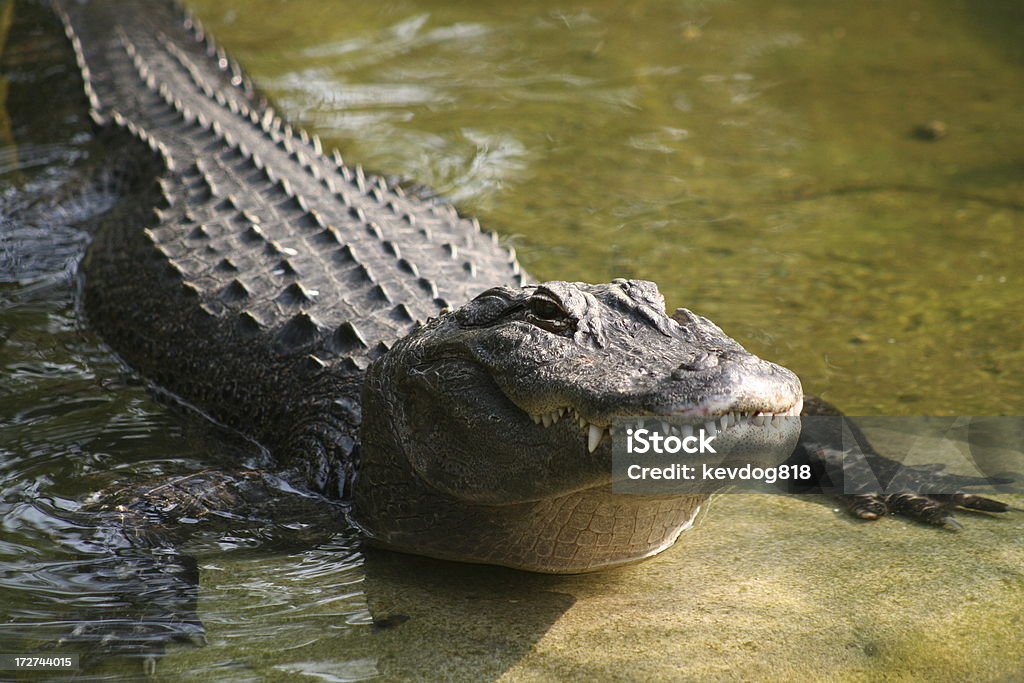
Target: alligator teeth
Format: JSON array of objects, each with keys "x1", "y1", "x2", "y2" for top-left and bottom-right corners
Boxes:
[
  {"x1": 528, "y1": 399, "x2": 799, "y2": 447},
  {"x1": 587, "y1": 424, "x2": 604, "y2": 453}
]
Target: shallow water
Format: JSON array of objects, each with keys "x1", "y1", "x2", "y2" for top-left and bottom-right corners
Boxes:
[{"x1": 1, "y1": 0, "x2": 1022, "y2": 680}]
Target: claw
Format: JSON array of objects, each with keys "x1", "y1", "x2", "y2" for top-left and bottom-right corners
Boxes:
[
  {"x1": 846, "y1": 494, "x2": 886, "y2": 520},
  {"x1": 886, "y1": 492, "x2": 949, "y2": 526},
  {"x1": 933, "y1": 493, "x2": 1012, "y2": 513},
  {"x1": 958, "y1": 495, "x2": 1011, "y2": 513},
  {"x1": 939, "y1": 516, "x2": 963, "y2": 531}
]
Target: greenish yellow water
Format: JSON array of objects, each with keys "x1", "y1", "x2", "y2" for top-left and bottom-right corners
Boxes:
[
  {"x1": 1, "y1": 0, "x2": 1022, "y2": 680},
  {"x1": 189, "y1": 0, "x2": 1024, "y2": 416}
]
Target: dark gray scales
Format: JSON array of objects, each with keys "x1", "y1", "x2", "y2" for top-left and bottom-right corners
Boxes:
[{"x1": 59, "y1": 0, "x2": 521, "y2": 491}]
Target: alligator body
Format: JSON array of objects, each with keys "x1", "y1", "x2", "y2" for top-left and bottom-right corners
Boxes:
[{"x1": 54, "y1": 1, "x2": 1002, "y2": 573}]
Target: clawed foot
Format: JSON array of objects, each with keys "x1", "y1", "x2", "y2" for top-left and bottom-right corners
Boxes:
[
  {"x1": 794, "y1": 399, "x2": 1019, "y2": 530},
  {"x1": 842, "y1": 491, "x2": 1014, "y2": 528}
]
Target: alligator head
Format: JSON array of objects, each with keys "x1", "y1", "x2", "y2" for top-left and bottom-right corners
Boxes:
[{"x1": 355, "y1": 279, "x2": 802, "y2": 572}]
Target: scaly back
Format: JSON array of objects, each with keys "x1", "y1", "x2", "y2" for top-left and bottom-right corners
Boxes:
[{"x1": 55, "y1": 0, "x2": 524, "y2": 491}]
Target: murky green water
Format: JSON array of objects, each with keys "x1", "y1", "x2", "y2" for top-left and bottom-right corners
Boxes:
[
  {"x1": 187, "y1": 0, "x2": 1024, "y2": 416},
  {"x1": 1, "y1": 0, "x2": 1022, "y2": 680}
]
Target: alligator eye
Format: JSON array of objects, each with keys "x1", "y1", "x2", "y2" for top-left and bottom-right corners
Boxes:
[
  {"x1": 472, "y1": 286, "x2": 516, "y2": 303},
  {"x1": 527, "y1": 296, "x2": 571, "y2": 334}
]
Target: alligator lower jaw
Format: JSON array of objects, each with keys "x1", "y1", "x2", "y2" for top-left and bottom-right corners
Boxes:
[
  {"x1": 527, "y1": 397, "x2": 805, "y2": 453},
  {"x1": 364, "y1": 485, "x2": 707, "y2": 574},
  {"x1": 499, "y1": 489, "x2": 706, "y2": 573}
]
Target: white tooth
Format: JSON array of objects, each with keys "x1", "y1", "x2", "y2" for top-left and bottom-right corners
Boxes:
[
  {"x1": 704, "y1": 420, "x2": 717, "y2": 437},
  {"x1": 579, "y1": 416, "x2": 587, "y2": 429},
  {"x1": 771, "y1": 415, "x2": 781, "y2": 428},
  {"x1": 542, "y1": 413, "x2": 552, "y2": 428},
  {"x1": 682, "y1": 424, "x2": 694, "y2": 440},
  {"x1": 661, "y1": 421, "x2": 670, "y2": 434},
  {"x1": 588, "y1": 424, "x2": 603, "y2": 453},
  {"x1": 752, "y1": 415, "x2": 765, "y2": 426},
  {"x1": 551, "y1": 410, "x2": 560, "y2": 424},
  {"x1": 559, "y1": 407, "x2": 566, "y2": 417},
  {"x1": 609, "y1": 425, "x2": 615, "y2": 435},
  {"x1": 720, "y1": 415, "x2": 730, "y2": 430},
  {"x1": 531, "y1": 415, "x2": 541, "y2": 425}
]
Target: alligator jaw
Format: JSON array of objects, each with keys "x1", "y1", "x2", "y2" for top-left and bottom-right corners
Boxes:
[{"x1": 527, "y1": 398, "x2": 805, "y2": 453}]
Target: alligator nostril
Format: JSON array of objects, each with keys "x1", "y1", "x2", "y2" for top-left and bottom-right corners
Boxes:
[{"x1": 674, "y1": 351, "x2": 719, "y2": 377}]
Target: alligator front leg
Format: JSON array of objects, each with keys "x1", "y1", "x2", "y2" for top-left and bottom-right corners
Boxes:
[
  {"x1": 793, "y1": 395, "x2": 1013, "y2": 527},
  {"x1": 45, "y1": 470, "x2": 348, "y2": 675}
]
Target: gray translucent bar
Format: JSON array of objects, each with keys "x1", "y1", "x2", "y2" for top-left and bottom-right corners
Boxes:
[
  {"x1": 0, "y1": 654, "x2": 80, "y2": 670},
  {"x1": 611, "y1": 416, "x2": 1024, "y2": 495}
]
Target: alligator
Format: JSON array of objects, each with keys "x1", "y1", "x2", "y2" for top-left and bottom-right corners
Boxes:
[{"x1": 52, "y1": 0, "x2": 1009, "y2": 574}]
